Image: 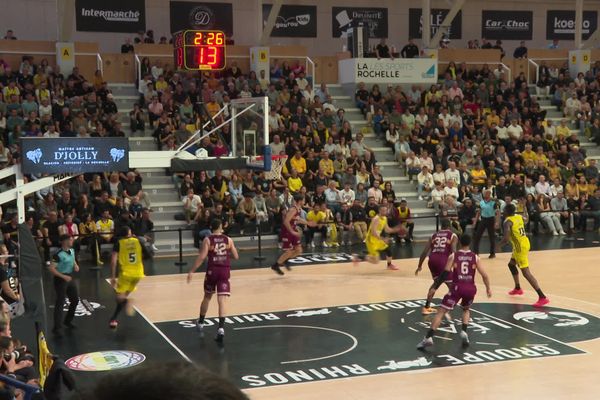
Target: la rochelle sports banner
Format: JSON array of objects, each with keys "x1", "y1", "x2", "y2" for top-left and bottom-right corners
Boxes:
[{"x1": 75, "y1": 0, "x2": 146, "y2": 33}]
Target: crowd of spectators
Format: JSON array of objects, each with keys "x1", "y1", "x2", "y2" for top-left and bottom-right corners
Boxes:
[
  {"x1": 0, "y1": 53, "x2": 157, "y2": 266},
  {"x1": 358, "y1": 59, "x2": 600, "y2": 236}
]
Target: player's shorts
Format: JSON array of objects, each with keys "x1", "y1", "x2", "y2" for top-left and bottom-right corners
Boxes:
[
  {"x1": 281, "y1": 229, "x2": 301, "y2": 251},
  {"x1": 204, "y1": 269, "x2": 231, "y2": 296},
  {"x1": 511, "y1": 241, "x2": 530, "y2": 269},
  {"x1": 441, "y1": 284, "x2": 477, "y2": 310},
  {"x1": 366, "y1": 236, "x2": 388, "y2": 257},
  {"x1": 428, "y1": 255, "x2": 450, "y2": 280},
  {"x1": 116, "y1": 275, "x2": 142, "y2": 294}
]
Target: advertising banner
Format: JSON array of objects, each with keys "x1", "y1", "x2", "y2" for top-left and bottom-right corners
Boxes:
[
  {"x1": 546, "y1": 10, "x2": 598, "y2": 40},
  {"x1": 21, "y1": 138, "x2": 130, "y2": 175},
  {"x1": 75, "y1": 0, "x2": 146, "y2": 33},
  {"x1": 481, "y1": 10, "x2": 533, "y2": 40},
  {"x1": 263, "y1": 4, "x2": 317, "y2": 37},
  {"x1": 170, "y1": 1, "x2": 233, "y2": 37},
  {"x1": 408, "y1": 8, "x2": 462, "y2": 40},
  {"x1": 332, "y1": 7, "x2": 388, "y2": 38}
]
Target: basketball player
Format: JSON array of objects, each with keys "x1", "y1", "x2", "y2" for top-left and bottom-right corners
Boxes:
[
  {"x1": 499, "y1": 203, "x2": 549, "y2": 307},
  {"x1": 271, "y1": 194, "x2": 315, "y2": 275},
  {"x1": 109, "y1": 227, "x2": 145, "y2": 329},
  {"x1": 352, "y1": 204, "x2": 403, "y2": 270},
  {"x1": 415, "y1": 219, "x2": 458, "y2": 315},
  {"x1": 187, "y1": 219, "x2": 238, "y2": 343},
  {"x1": 417, "y1": 234, "x2": 491, "y2": 349}
]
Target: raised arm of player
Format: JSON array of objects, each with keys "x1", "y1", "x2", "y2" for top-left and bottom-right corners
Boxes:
[
  {"x1": 228, "y1": 237, "x2": 239, "y2": 260},
  {"x1": 187, "y1": 237, "x2": 210, "y2": 283},
  {"x1": 415, "y1": 238, "x2": 432, "y2": 275},
  {"x1": 475, "y1": 255, "x2": 492, "y2": 298}
]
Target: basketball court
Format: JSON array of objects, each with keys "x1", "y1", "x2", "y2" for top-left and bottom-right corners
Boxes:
[{"x1": 36, "y1": 244, "x2": 598, "y2": 399}]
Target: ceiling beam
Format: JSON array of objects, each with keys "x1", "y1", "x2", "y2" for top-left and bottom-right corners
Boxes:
[{"x1": 259, "y1": 0, "x2": 283, "y2": 46}]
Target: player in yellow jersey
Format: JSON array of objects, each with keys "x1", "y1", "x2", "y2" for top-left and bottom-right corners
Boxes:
[
  {"x1": 109, "y1": 227, "x2": 146, "y2": 329},
  {"x1": 499, "y1": 203, "x2": 549, "y2": 307},
  {"x1": 353, "y1": 205, "x2": 403, "y2": 270}
]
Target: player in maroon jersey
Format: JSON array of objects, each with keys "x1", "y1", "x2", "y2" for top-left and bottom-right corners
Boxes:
[
  {"x1": 271, "y1": 194, "x2": 315, "y2": 275},
  {"x1": 187, "y1": 219, "x2": 238, "y2": 343},
  {"x1": 415, "y1": 219, "x2": 458, "y2": 315},
  {"x1": 417, "y1": 234, "x2": 491, "y2": 349}
]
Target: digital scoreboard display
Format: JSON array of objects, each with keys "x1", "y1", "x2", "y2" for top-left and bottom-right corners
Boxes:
[{"x1": 173, "y1": 30, "x2": 226, "y2": 71}]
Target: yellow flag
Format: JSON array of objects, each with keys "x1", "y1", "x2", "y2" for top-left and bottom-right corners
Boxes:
[{"x1": 38, "y1": 330, "x2": 54, "y2": 386}]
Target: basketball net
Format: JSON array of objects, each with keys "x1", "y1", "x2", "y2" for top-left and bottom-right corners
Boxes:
[{"x1": 248, "y1": 155, "x2": 287, "y2": 180}]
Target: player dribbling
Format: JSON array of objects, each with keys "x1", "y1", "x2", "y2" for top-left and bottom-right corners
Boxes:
[
  {"x1": 187, "y1": 219, "x2": 239, "y2": 343},
  {"x1": 353, "y1": 205, "x2": 404, "y2": 270},
  {"x1": 417, "y1": 234, "x2": 492, "y2": 349}
]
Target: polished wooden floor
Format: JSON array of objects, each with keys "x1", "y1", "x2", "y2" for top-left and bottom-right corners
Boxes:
[{"x1": 134, "y1": 248, "x2": 600, "y2": 400}]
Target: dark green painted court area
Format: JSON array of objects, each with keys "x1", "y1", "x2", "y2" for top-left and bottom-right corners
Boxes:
[
  {"x1": 155, "y1": 301, "x2": 599, "y2": 389},
  {"x1": 8, "y1": 232, "x2": 600, "y2": 391}
]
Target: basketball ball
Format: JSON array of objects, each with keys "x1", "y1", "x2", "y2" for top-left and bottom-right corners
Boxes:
[{"x1": 396, "y1": 225, "x2": 407, "y2": 237}]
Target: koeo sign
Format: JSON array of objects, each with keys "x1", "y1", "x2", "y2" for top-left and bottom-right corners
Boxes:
[
  {"x1": 546, "y1": 10, "x2": 598, "y2": 40},
  {"x1": 408, "y1": 8, "x2": 462, "y2": 40},
  {"x1": 339, "y1": 58, "x2": 438, "y2": 85},
  {"x1": 21, "y1": 137, "x2": 129, "y2": 175},
  {"x1": 482, "y1": 11, "x2": 533, "y2": 40},
  {"x1": 75, "y1": 0, "x2": 146, "y2": 33}
]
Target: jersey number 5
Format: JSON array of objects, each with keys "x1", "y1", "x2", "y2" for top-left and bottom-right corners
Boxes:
[{"x1": 128, "y1": 252, "x2": 137, "y2": 263}]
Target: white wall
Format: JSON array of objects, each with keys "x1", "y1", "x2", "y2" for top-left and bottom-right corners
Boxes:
[{"x1": 1, "y1": 0, "x2": 599, "y2": 54}]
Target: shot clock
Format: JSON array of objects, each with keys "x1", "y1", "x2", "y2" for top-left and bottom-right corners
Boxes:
[{"x1": 173, "y1": 30, "x2": 226, "y2": 71}]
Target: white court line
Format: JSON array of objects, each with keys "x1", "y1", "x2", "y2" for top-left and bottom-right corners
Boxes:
[
  {"x1": 400, "y1": 318, "x2": 405, "y2": 323},
  {"x1": 408, "y1": 327, "x2": 419, "y2": 332},
  {"x1": 406, "y1": 310, "x2": 415, "y2": 315},
  {"x1": 234, "y1": 324, "x2": 357, "y2": 365},
  {"x1": 470, "y1": 308, "x2": 586, "y2": 352},
  {"x1": 476, "y1": 342, "x2": 499, "y2": 346},
  {"x1": 134, "y1": 306, "x2": 192, "y2": 363},
  {"x1": 434, "y1": 335, "x2": 452, "y2": 341}
]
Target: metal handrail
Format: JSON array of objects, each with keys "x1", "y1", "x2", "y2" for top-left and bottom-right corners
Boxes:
[
  {"x1": 528, "y1": 58, "x2": 539, "y2": 84},
  {"x1": 134, "y1": 53, "x2": 141, "y2": 83},
  {"x1": 96, "y1": 53, "x2": 103, "y2": 75}
]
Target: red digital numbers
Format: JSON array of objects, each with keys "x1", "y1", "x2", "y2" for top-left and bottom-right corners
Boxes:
[
  {"x1": 178, "y1": 30, "x2": 226, "y2": 70},
  {"x1": 198, "y1": 46, "x2": 218, "y2": 66}
]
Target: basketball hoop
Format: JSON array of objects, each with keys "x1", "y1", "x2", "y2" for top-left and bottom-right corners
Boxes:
[{"x1": 247, "y1": 155, "x2": 287, "y2": 180}]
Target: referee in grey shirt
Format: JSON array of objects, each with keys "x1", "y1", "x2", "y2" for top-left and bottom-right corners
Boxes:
[{"x1": 472, "y1": 189, "x2": 500, "y2": 258}]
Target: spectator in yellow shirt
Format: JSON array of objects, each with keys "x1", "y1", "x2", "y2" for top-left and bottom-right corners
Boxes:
[
  {"x1": 521, "y1": 144, "x2": 537, "y2": 166},
  {"x1": 485, "y1": 109, "x2": 500, "y2": 128},
  {"x1": 470, "y1": 164, "x2": 487, "y2": 187},
  {"x1": 287, "y1": 169, "x2": 303, "y2": 193},
  {"x1": 306, "y1": 204, "x2": 327, "y2": 247},
  {"x1": 319, "y1": 151, "x2": 334, "y2": 178},
  {"x1": 289, "y1": 151, "x2": 307, "y2": 178},
  {"x1": 556, "y1": 119, "x2": 571, "y2": 137}
]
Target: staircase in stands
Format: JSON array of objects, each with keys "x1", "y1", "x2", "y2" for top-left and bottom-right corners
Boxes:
[{"x1": 110, "y1": 82, "x2": 600, "y2": 256}]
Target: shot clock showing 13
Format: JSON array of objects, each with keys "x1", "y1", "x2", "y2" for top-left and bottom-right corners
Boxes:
[{"x1": 173, "y1": 30, "x2": 226, "y2": 71}]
